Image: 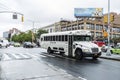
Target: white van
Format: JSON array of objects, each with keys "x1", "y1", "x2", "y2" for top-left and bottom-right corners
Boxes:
[{"x1": 0, "y1": 39, "x2": 9, "y2": 48}]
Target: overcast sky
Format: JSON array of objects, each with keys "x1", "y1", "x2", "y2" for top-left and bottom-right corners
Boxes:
[{"x1": 0, "y1": 0, "x2": 120, "y2": 37}]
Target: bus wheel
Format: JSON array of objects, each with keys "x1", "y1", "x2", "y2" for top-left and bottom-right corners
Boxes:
[
  {"x1": 47, "y1": 47, "x2": 52, "y2": 54},
  {"x1": 0, "y1": 45, "x2": 2, "y2": 48},
  {"x1": 75, "y1": 49, "x2": 83, "y2": 60},
  {"x1": 92, "y1": 56, "x2": 98, "y2": 60},
  {"x1": 60, "y1": 52, "x2": 65, "y2": 56}
]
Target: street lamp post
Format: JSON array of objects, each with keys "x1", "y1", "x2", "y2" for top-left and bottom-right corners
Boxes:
[
  {"x1": 28, "y1": 20, "x2": 40, "y2": 43},
  {"x1": 106, "y1": 0, "x2": 111, "y2": 56}
]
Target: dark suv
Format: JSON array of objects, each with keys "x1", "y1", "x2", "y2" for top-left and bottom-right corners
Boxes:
[{"x1": 23, "y1": 42, "x2": 33, "y2": 48}]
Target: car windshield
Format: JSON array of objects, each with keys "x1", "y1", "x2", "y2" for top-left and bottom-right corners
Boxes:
[
  {"x1": 25, "y1": 42, "x2": 31, "y2": 44},
  {"x1": 115, "y1": 45, "x2": 120, "y2": 49},
  {"x1": 74, "y1": 35, "x2": 91, "y2": 41}
]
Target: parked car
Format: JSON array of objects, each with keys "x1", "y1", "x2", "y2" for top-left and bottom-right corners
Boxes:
[
  {"x1": 9, "y1": 41, "x2": 15, "y2": 46},
  {"x1": 93, "y1": 40, "x2": 105, "y2": 47},
  {"x1": 101, "y1": 45, "x2": 107, "y2": 52},
  {"x1": 23, "y1": 42, "x2": 33, "y2": 48},
  {"x1": 14, "y1": 42, "x2": 21, "y2": 47},
  {"x1": 110, "y1": 45, "x2": 120, "y2": 54},
  {"x1": 0, "y1": 39, "x2": 9, "y2": 48}
]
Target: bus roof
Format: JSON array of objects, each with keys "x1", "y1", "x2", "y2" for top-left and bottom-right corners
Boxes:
[{"x1": 41, "y1": 30, "x2": 91, "y2": 37}]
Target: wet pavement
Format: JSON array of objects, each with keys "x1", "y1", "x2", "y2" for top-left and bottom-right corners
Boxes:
[{"x1": 0, "y1": 47, "x2": 120, "y2": 80}]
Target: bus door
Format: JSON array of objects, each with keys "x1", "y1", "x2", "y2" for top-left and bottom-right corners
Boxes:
[{"x1": 68, "y1": 35, "x2": 73, "y2": 57}]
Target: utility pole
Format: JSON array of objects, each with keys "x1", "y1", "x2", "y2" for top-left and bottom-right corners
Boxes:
[
  {"x1": 28, "y1": 20, "x2": 40, "y2": 43},
  {"x1": 106, "y1": 0, "x2": 111, "y2": 56}
]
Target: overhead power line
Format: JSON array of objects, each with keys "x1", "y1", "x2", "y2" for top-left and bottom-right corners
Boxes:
[{"x1": 0, "y1": 2, "x2": 10, "y2": 10}]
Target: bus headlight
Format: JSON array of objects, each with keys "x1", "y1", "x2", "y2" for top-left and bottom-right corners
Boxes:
[{"x1": 83, "y1": 49, "x2": 90, "y2": 52}]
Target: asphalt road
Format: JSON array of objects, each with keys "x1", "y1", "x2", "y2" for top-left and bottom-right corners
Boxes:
[{"x1": 0, "y1": 47, "x2": 120, "y2": 80}]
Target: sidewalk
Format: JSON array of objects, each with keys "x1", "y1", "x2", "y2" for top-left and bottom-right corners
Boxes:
[{"x1": 100, "y1": 52, "x2": 120, "y2": 61}]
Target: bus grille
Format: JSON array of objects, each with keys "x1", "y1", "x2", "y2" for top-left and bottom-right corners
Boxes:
[{"x1": 91, "y1": 48, "x2": 99, "y2": 53}]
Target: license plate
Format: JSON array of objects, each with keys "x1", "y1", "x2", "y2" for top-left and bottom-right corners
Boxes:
[{"x1": 94, "y1": 54, "x2": 97, "y2": 56}]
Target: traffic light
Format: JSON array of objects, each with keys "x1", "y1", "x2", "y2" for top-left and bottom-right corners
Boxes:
[
  {"x1": 21, "y1": 15, "x2": 24, "y2": 22},
  {"x1": 102, "y1": 29, "x2": 108, "y2": 38},
  {"x1": 13, "y1": 13, "x2": 17, "y2": 19},
  {"x1": 103, "y1": 14, "x2": 114, "y2": 23},
  {"x1": 110, "y1": 14, "x2": 114, "y2": 22}
]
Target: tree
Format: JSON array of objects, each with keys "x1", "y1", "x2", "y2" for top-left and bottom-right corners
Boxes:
[
  {"x1": 11, "y1": 29, "x2": 48, "y2": 43},
  {"x1": 36, "y1": 29, "x2": 48, "y2": 38},
  {"x1": 11, "y1": 31, "x2": 33, "y2": 43}
]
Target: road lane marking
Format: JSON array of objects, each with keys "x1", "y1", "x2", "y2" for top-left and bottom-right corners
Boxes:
[
  {"x1": 78, "y1": 76, "x2": 87, "y2": 80},
  {"x1": 18, "y1": 53, "x2": 32, "y2": 59},
  {"x1": 41, "y1": 54, "x2": 55, "y2": 57},
  {"x1": 5, "y1": 53, "x2": 16, "y2": 59},
  {"x1": 11, "y1": 53, "x2": 22, "y2": 59},
  {"x1": 3, "y1": 53, "x2": 11, "y2": 60}
]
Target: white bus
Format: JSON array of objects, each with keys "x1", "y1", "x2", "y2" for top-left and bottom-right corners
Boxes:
[{"x1": 40, "y1": 30, "x2": 101, "y2": 59}]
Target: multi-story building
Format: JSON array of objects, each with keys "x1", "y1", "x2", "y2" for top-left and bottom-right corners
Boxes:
[
  {"x1": 40, "y1": 12, "x2": 120, "y2": 39},
  {"x1": 3, "y1": 28, "x2": 21, "y2": 39},
  {"x1": 3, "y1": 31, "x2": 9, "y2": 39}
]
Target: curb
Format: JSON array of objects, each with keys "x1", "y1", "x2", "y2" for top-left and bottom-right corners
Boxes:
[{"x1": 100, "y1": 56, "x2": 120, "y2": 61}]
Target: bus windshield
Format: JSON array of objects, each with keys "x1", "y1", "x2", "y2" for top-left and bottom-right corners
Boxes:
[{"x1": 74, "y1": 35, "x2": 91, "y2": 41}]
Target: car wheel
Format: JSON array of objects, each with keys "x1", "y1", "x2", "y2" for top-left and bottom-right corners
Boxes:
[{"x1": 110, "y1": 50, "x2": 113, "y2": 54}]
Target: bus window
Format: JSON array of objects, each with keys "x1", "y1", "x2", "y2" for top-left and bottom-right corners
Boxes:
[
  {"x1": 50, "y1": 36, "x2": 52, "y2": 41},
  {"x1": 41, "y1": 38, "x2": 43, "y2": 41},
  {"x1": 62, "y1": 35, "x2": 64, "y2": 41},
  {"x1": 53, "y1": 36, "x2": 55, "y2": 41},
  {"x1": 59, "y1": 35, "x2": 61, "y2": 41},
  {"x1": 65, "y1": 35, "x2": 68, "y2": 41},
  {"x1": 44, "y1": 36, "x2": 46, "y2": 41},
  {"x1": 74, "y1": 36, "x2": 91, "y2": 41},
  {"x1": 56, "y1": 36, "x2": 59, "y2": 41}
]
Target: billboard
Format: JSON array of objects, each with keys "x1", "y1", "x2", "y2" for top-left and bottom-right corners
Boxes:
[{"x1": 74, "y1": 8, "x2": 103, "y2": 18}]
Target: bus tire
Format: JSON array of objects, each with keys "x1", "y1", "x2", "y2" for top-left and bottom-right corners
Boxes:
[
  {"x1": 60, "y1": 52, "x2": 65, "y2": 56},
  {"x1": 0, "y1": 45, "x2": 2, "y2": 48},
  {"x1": 47, "y1": 47, "x2": 52, "y2": 54},
  {"x1": 75, "y1": 49, "x2": 83, "y2": 60},
  {"x1": 92, "y1": 56, "x2": 98, "y2": 60}
]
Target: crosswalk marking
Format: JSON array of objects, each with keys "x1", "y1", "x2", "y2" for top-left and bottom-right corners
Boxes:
[
  {"x1": 2, "y1": 53, "x2": 48, "y2": 61},
  {"x1": 19, "y1": 53, "x2": 31, "y2": 58},
  {"x1": 42, "y1": 54, "x2": 55, "y2": 57},
  {"x1": 3, "y1": 53, "x2": 11, "y2": 60},
  {"x1": 10, "y1": 53, "x2": 22, "y2": 59},
  {"x1": 2, "y1": 53, "x2": 32, "y2": 61}
]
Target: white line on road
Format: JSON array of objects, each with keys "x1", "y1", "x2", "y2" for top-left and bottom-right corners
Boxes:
[
  {"x1": 10, "y1": 53, "x2": 21, "y2": 59},
  {"x1": 78, "y1": 76, "x2": 87, "y2": 80},
  {"x1": 42, "y1": 54, "x2": 55, "y2": 57},
  {"x1": 3, "y1": 53, "x2": 11, "y2": 60},
  {"x1": 19, "y1": 53, "x2": 32, "y2": 59}
]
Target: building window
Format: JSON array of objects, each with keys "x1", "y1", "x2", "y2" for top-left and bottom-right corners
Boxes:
[{"x1": 81, "y1": 24, "x2": 84, "y2": 29}]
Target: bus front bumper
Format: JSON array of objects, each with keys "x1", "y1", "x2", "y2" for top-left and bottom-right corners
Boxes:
[{"x1": 83, "y1": 52, "x2": 101, "y2": 57}]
